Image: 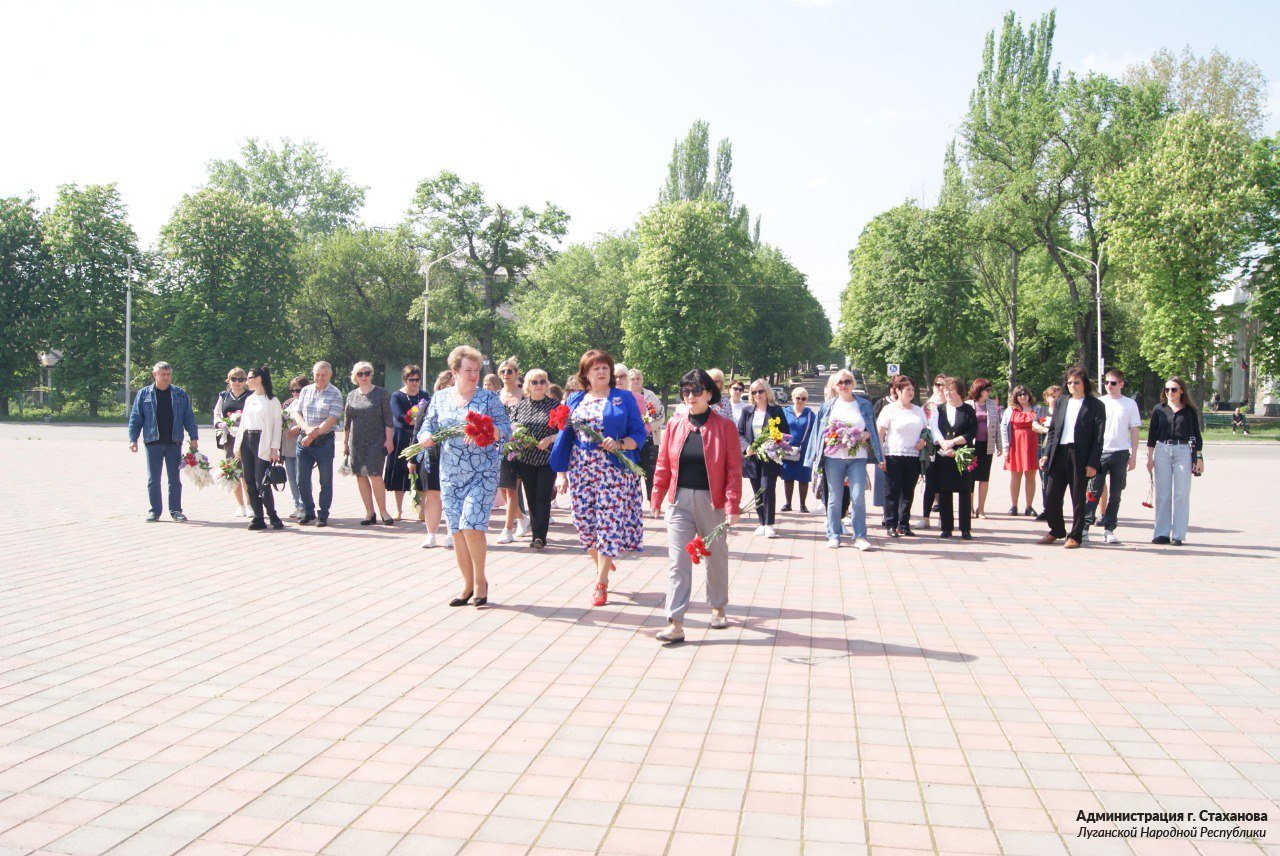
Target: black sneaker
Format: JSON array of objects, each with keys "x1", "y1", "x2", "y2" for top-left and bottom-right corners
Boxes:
[
  {"x1": 298, "y1": 515, "x2": 316, "y2": 526},
  {"x1": 316, "y1": 518, "x2": 328, "y2": 528},
  {"x1": 269, "y1": 517, "x2": 284, "y2": 530},
  {"x1": 145, "y1": 512, "x2": 160, "y2": 522},
  {"x1": 532, "y1": 538, "x2": 545, "y2": 550},
  {"x1": 1171, "y1": 538, "x2": 1183, "y2": 546},
  {"x1": 1151, "y1": 535, "x2": 1171, "y2": 545},
  {"x1": 247, "y1": 519, "x2": 266, "y2": 531},
  {"x1": 171, "y1": 512, "x2": 188, "y2": 523}
]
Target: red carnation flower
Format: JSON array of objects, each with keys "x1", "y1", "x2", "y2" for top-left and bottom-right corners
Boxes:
[
  {"x1": 463, "y1": 411, "x2": 497, "y2": 447},
  {"x1": 684, "y1": 535, "x2": 711, "y2": 565},
  {"x1": 548, "y1": 404, "x2": 571, "y2": 431}
]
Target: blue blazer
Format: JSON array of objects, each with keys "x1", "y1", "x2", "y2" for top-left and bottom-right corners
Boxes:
[
  {"x1": 549, "y1": 389, "x2": 647, "y2": 474},
  {"x1": 804, "y1": 395, "x2": 884, "y2": 468}
]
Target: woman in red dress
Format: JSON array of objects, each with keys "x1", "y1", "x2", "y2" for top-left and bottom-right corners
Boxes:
[{"x1": 1001, "y1": 385, "x2": 1041, "y2": 516}]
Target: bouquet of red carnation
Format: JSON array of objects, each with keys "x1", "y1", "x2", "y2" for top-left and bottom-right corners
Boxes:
[
  {"x1": 683, "y1": 493, "x2": 761, "y2": 564},
  {"x1": 401, "y1": 410, "x2": 499, "y2": 457},
  {"x1": 548, "y1": 404, "x2": 571, "y2": 431}
]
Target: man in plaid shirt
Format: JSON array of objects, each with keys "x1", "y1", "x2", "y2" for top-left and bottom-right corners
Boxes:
[{"x1": 292, "y1": 361, "x2": 344, "y2": 526}]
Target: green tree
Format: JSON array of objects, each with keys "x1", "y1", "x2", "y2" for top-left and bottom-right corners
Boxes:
[
  {"x1": 153, "y1": 188, "x2": 299, "y2": 408},
  {"x1": 737, "y1": 245, "x2": 829, "y2": 381},
  {"x1": 1102, "y1": 113, "x2": 1261, "y2": 396},
  {"x1": 510, "y1": 235, "x2": 636, "y2": 384},
  {"x1": 293, "y1": 227, "x2": 428, "y2": 384},
  {"x1": 1244, "y1": 135, "x2": 1280, "y2": 382},
  {"x1": 42, "y1": 184, "x2": 140, "y2": 415},
  {"x1": 622, "y1": 200, "x2": 751, "y2": 394},
  {"x1": 207, "y1": 137, "x2": 366, "y2": 235},
  {"x1": 659, "y1": 120, "x2": 752, "y2": 238},
  {"x1": 1125, "y1": 46, "x2": 1268, "y2": 134},
  {"x1": 409, "y1": 171, "x2": 568, "y2": 363},
  {"x1": 0, "y1": 197, "x2": 55, "y2": 415}
]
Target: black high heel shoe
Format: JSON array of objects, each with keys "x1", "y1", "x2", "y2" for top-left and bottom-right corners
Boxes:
[
  {"x1": 449, "y1": 592, "x2": 473, "y2": 607},
  {"x1": 360, "y1": 515, "x2": 377, "y2": 526},
  {"x1": 474, "y1": 590, "x2": 489, "y2": 607}
]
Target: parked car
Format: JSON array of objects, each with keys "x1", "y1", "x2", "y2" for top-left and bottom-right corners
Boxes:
[{"x1": 771, "y1": 386, "x2": 789, "y2": 404}]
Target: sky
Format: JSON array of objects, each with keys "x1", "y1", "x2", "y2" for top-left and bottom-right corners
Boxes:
[{"x1": 3, "y1": 0, "x2": 1277, "y2": 327}]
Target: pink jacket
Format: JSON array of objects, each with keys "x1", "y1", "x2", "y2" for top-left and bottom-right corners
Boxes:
[{"x1": 652, "y1": 409, "x2": 743, "y2": 515}]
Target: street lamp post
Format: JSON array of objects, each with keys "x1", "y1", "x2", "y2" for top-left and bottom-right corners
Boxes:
[
  {"x1": 419, "y1": 247, "x2": 467, "y2": 375},
  {"x1": 124, "y1": 254, "x2": 134, "y2": 410},
  {"x1": 1058, "y1": 246, "x2": 1104, "y2": 383}
]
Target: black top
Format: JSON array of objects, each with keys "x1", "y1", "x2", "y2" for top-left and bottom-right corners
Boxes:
[
  {"x1": 512, "y1": 396, "x2": 560, "y2": 468},
  {"x1": 738, "y1": 402, "x2": 787, "y2": 479},
  {"x1": 1043, "y1": 394, "x2": 1106, "y2": 472},
  {"x1": 1148, "y1": 403, "x2": 1203, "y2": 452},
  {"x1": 677, "y1": 409, "x2": 712, "y2": 490},
  {"x1": 927, "y1": 402, "x2": 979, "y2": 493},
  {"x1": 151, "y1": 386, "x2": 174, "y2": 445}
]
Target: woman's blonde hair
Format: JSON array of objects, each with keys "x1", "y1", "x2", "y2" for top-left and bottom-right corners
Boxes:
[
  {"x1": 522, "y1": 368, "x2": 550, "y2": 396},
  {"x1": 226, "y1": 367, "x2": 246, "y2": 385},
  {"x1": 447, "y1": 345, "x2": 484, "y2": 373},
  {"x1": 498, "y1": 356, "x2": 520, "y2": 376},
  {"x1": 833, "y1": 368, "x2": 856, "y2": 395},
  {"x1": 706, "y1": 368, "x2": 726, "y2": 390},
  {"x1": 434, "y1": 370, "x2": 455, "y2": 392},
  {"x1": 483, "y1": 373, "x2": 501, "y2": 392},
  {"x1": 350, "y1": 360, "x2": 375, "y2": 384},
  {"x1": 749, "y1": 379, "x2": 775, "y2": 405}
]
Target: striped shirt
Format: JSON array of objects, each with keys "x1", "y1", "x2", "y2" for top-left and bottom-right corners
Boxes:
[{"x1": 296, "y1": 383, "x2": 344, "y2": 431}]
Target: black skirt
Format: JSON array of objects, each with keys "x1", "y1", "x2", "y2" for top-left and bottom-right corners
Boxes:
[
  {"x1": 426, "y1": 446, "x2": 441, "y2": 491},
  {"x1": 498, "y1": 456, "x2": 519, "y2": 489},
  {"x1": 972, "y1": 440, "x2": 994, "y2": 483},
  {"x1": 384, "y1": 426, "x2": 421, "y2": 492}
]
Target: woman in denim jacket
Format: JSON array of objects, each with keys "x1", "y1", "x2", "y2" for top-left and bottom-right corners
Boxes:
[{"x1": 804, "y1": 369, "x2": 885, "y2": 550}]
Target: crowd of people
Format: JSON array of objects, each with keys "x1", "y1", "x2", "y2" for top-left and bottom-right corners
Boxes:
[{"x1": 128, "y1": 351, "x2": 1207, "y2": 641}]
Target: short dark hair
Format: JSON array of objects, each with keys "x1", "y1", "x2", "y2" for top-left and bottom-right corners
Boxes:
[
  {"x1": 680, "y1": 369, "x2": 721, "y2": 405},
  {"x1": 577, "y1": 349, "x2": 615, "y2": 391},
  {"x1": 1105, "y1": 368, "x2": 1125, "y2": 382},
  {"x1": 402, "y1": 364, "x2": 422, "y2": 381},
  {"x1": 890, "y1": 375, "x2": 916, "y2": 395}
]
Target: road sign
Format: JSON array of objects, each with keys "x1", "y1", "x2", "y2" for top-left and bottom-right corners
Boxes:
[{"x1": 887, "y1": 363, "x2": 900, "y2": 376}]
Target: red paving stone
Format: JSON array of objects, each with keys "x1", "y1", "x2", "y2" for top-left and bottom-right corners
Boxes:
[{"x1": 0, "y1": 425, "x2": 1278, "y2": 854}]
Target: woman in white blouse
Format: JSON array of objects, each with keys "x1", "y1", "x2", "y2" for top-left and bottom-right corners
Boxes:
[
  {"x1": 876, "y1": 376, "x2": 929, "y2": 537},
  {"x1": 234, "y1": 366, "x2": 285, "y2": 531}
]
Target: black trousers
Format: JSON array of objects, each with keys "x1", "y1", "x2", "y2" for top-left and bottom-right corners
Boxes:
[
  {"x1": 640, "y1": 437, "x2": 658, "y2": 507},
  {"x1": 923, "y1": 468, "x2": 937, "y2": 517},
  {"x1": 1084, "y1": 450, "x2": 1129, "y2": 531},
  {"x1": 884, "y1": 456, "x2": 919, "y2": 529},
  {"x1": 937, "y1": 488, "x2": 971, "y2": 536},
  {"x1": 241, "y1": 431, "x2": 278, "y2": 523},
  {"x1": 749, "y1": 473, "x2": 778, "y2": 525},
  {"x1": 516, "y1": 461, "x2": 556, "y2": 542},
  {"x1": 1044, "y1": 445, "x2": 1088, "y2": 541}
]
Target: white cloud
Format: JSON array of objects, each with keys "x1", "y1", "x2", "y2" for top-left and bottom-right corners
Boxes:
[{"x1": 1076, "y1": 51, "x2": 1144, "y2": 78}]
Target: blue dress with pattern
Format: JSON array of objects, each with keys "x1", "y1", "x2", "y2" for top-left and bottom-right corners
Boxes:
[
  {"x1": 568, "y1": 396, "x2": 644, "y2": 557},
  {"x1": 419, "y1": 388, "x2": 512, "y2": 533}
]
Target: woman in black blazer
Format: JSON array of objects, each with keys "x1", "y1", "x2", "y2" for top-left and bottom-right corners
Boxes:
[
  {"x1": 926, "y1": 376, "x2": 978, "y2": 539},
  {"x1": 1038, "y1": 366, "x2": 1106, "y2": 548},
  {"x1": 739, "y1": 380, "x2": 787, "y2": 537}
]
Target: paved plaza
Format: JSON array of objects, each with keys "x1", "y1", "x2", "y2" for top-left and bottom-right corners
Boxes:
[{"x1": 0, "y1": 424, "x2": 1278, "y2": 855}]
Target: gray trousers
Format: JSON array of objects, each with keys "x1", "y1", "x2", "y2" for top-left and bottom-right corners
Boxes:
[{"x1": 665, "y1": 487, "x2": 729, "y2": 622}]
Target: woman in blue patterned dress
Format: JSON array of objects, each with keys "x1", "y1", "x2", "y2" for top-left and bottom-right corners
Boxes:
[
  {"x1": 550, "y1": 349, "x2": 647, "y2": 607},
  {"x1": 418, "y1": 346, "x2": 512, "y2": 607}
]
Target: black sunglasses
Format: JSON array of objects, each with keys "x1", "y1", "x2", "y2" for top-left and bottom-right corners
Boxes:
[
  {"x1": 406, "y1": 376, "x2": 421, "y2": 382},
  {"x1": 230, "y1": 376, "x2": 246, "y2": 382},
  {"x1": 357, "y1": 370, "x2": 372, "y2": 377},
  {"x1": 1165, "y1": 386, "x2": 1181, "y2": 393},
  {"x1": 836, "y1": 379, "x2": 853, "y2": 386},
  {"x1": 680, "y1": 385, "x2": 706, "y2": 396},
  {"x1": 530, "y1": 379, "x2": 547, "y2": 385},
  {"x1": 1105, "y1": 380, "x2": 1121, "y2": 386}
]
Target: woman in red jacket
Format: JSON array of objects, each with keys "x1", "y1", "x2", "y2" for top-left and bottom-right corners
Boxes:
[{"x1": 651, "y1": 369, "x2": 743, "y2": 643}]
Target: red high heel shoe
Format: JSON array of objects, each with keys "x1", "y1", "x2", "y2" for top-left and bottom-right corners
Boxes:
[{"x1": 592, "y1": 582, "x2": 607, "y2": 607}]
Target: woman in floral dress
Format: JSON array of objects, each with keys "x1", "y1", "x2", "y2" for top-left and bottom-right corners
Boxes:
[
  {"x1": 550, "y1": 349, "x2": 647, "y2": 607},
  {"x1": 418, "y1": 346, "x2": 512, "y2": 607}
]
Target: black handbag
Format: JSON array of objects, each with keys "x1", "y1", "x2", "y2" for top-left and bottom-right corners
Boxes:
[{"x1": 259, "y1": 462, "x2": 288, "y2": 496}]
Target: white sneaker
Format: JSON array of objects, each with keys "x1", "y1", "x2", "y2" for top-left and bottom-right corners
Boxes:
[
  {"x1": 753, "y1": 525, "x2": 765, "y2": 536},
  {"x1": 515, "y1": 516, "x2": 529, "y2": 538},
  {"x1": 497, "y1": 529, "x2": 515, "y2": 544},
  {"x1": 709, "y1": 611, "x2": 729, "y2": 629},
  {"x1": 763, "y1": 526, "x2": 777, "y2": 539},
  {"x1": 288, "y1": 509, "x2": 301, "y2": 519},
  {"x1": 826, "y1": 538, "x2": 840, "y2": 549},
  {"x1": 420, "y1": 534, "x2": 437, "y2": 549},
  {"x1": 235, "y1": 506, "x2": 248, "y2": 518},
  {"x1": 853, "y1": 537, "x2": 871, "y2": 551},
  {"x1": 1103, "y1": 530, "x2": 1121, "y2": 545},
  {"x1": 444, "y1": 533, "x2": 454, "y2": 549}
]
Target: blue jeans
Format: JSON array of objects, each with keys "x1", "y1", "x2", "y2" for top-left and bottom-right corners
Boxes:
[
  {"x1": 283, "y1": 454, "x2": 303, "y2": 511},
  {"x1": 1153, "y1": 442, "x2": 1192, "y2": 540},
  {"x1": 823, "y1": 456, "x2": 868, "y2": 541},
  {"x1": 145, "y1": 442, "x2": 182, "y2": 516},
  {"x1": 296, "y1": 440, "x2": 335, "y2": 520}
]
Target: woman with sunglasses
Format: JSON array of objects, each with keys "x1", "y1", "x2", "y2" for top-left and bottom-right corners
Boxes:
[
  {"x1": 965, "y1": 379, "x2": 1003, "y2": 519},
  {"x1": 551, "y1": 349, "x2": 647, "y2": 607},
  {"x1": 234, "y1": 367, "x2": 285, "y2": 531},
  {"x1": 738, "y1": 381, "x2": 788, "y2": 538},
  {"x1": 495, "y1": 357, "x2": 530, "y2": 544},
  {"x1": 919, "y1": 374, "x2": 947, "y2": 529},
  {"x1": 384, "y1": 365, "x2": 429, "y2": 521},
  {"x1": 780, "y1": 386, "x2": 816, "y2": 513},
  {"x1": 728, "y1": 380, "x2": 749, "y2": 425},
  {"x1": 650, "y1": 370, "x2": 743, "y2": 643},
  {"x1": 927, "y1": 376, "x2": 978, "y2": 539},
  {"x1": 213, "y1": 367, "x2": 251, "y2": 517},
  {"x1": 1000, "y1": 385, "x2": 1040, "y2": 516},
  {"x1": 876, "y1": 375, "x2": 928, "y2": 537},
  {"x1": 344, "y1": 361, "x2": 395, "y2": 525},
  {"x1": 281, "y1": 374, "x2": 308, "y2": 519},
  {"x1": 1147, "y1": 376, "x2": 1204, "y2": 545},
  {"x1": 510, "y1": 368, "x2": 560, "y2": 549},
  {"x1": 808, "y1": 369, "x2": 885, "y2": 549}
]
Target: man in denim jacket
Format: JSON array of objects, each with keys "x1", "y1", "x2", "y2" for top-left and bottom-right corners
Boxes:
[{"x1": 128, "y1": 361, "x2": 200, "y2": 522}]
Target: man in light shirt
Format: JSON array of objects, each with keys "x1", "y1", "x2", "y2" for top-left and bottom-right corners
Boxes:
[
  {"x1": 1083, "y1": 368, "x2": 1142, "y2": 544},
  {"x1": 293, "y1": 361, "x2": 344, "y2": 526}
]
